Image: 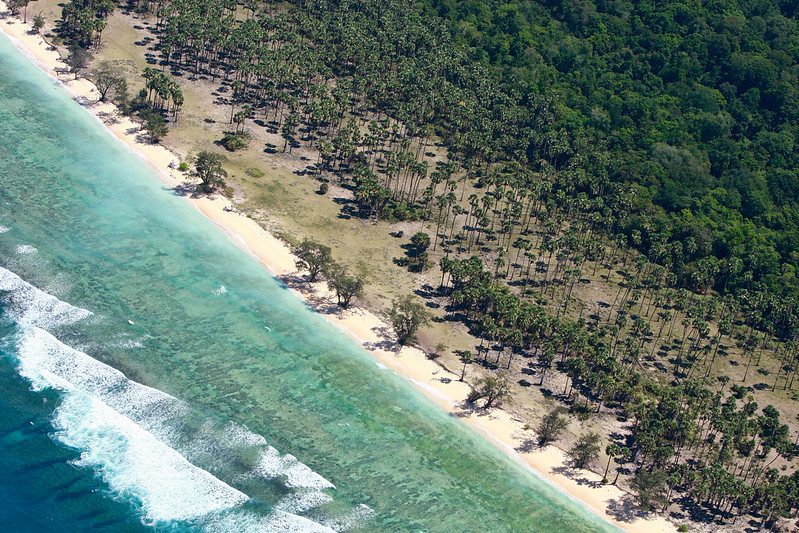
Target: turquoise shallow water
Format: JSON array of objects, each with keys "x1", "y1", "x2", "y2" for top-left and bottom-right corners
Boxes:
[{"x1": 0, "y1": 33, "x2": 617, "y2": 532}]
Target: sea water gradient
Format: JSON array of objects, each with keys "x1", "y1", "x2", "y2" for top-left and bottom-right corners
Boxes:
[{"x1": 0, "y1": 33, "x2": 617, "y2": 532}]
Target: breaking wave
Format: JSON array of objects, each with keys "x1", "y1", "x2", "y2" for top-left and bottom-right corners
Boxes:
[
  {"x1": 0, "y1": 265, "x2": 92, "y2": 328},
  {"x1": 1, "y1": 266, "x2": 372, "y2": 531},
  {"x1": 15, "y1": 244, "x2": 37, "y2": 254}
]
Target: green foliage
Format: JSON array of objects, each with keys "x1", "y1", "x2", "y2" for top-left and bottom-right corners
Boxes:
[
  {"x1": 466, "y1": 371, "x2": 511, "y2": 409},
  {"x1": 568, "y1": 432, "x2": 602, "y2": 469},
  {"x1": 141, "y1": 68, "x2": 183, "y2": 120},
  {"x1": 88, "y1": 0, "x2": 799, "y2": 519},
  {"x1": 397, "y1": 231, "x2": 432, "y2": 272},
  {"x1": 425, "y1": 0, "x2": 799, "y2": 331},
  {"x1": 408, "y1": 231, "x2": 431, "y2": 272},
  {"x1": 5, "y1": 0, "x2": 28, "y2": 16},
  {"x1": 631, "y1": 469, "x2": 670, "y2": 513},
  {"x1": 454, "y1": 349, "x2": 473, "y2": 381},
  {"x1": 294, "y1": 239, "x2": 333, "y2": 282},
  {"x1": 245, "y1": 167, "x2": 264, "y2": 179},
  {"x1": 178, "y1": 161, "x2": 190, "y2": 172},
  {"x1": 194, "y1": 151, "x2": 227, "y2": 193},
  {"x1": 536, "y1": 409, "x2": 568, "y2": 447},
  {"x1": 220, "y1": 132, "x2": 249, "y2": 152},
  {"x1": 64, "y1": 45, "x2": 90, "y2": 78},
  {"x1": 57, "y1": 0, "x2": 114, "y2": 48},
  {"x1": 140, "y1": 110, "x2": 167, "y2": 143},
  {"x1": 388, "y1": 295, "x2": 430, "y2": 345},
  {"x1": 91, "y1": 61, "x2": 125, "y2": 102},
  {"x1": 326, "y1": 265, "x2": 364, "y2": 308},
  {"x1": 32, "y1": 13, "x2": 45, "y2": 33}
]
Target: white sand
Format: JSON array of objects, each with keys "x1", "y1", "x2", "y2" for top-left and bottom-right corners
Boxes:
[{"x1": 0, "y1": 12, "x2": 676, "y2": 532}]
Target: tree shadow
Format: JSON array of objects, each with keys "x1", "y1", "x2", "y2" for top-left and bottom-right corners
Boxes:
[
  {"x1": 276, "y1": 273, "x2": 343, "y2": 316},
  {"x1": 365, "y1": 325, "x2": 399, "y2": 352},
  {"x1": 552, "y1": 465, "x2": 604, "y2": 489},
  {"x1": 605, "y1": 493, "x2": 653, "y2": 523},
  {"x1": 169, "y1": 181, "x2": 198, "y2": 197}
]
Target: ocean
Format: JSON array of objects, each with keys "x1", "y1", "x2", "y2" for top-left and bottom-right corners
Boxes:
[{"x1": 0, "y1": 32, "x2": 617, "y2": 532}]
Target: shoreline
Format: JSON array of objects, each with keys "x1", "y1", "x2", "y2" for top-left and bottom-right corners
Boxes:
[{"x1": 0, "y1": 13, "x2": 676, "y2": 533}]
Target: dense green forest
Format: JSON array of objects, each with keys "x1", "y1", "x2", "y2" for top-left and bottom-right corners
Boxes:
[
  {"x1": 429, "y1": 0, "x2": 799, "y2": 328},
  {"x1": 40, "y1": 0, "x2": 799, "y2": 526}
]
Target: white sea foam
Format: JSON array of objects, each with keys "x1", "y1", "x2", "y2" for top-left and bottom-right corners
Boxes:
[
  {"x1": 206, "y1": 510, "x2": 336, "y2": 533},
  {"x1": 0, "y1": 265, "x2": 91, "y2": 327},
  {"x1": 16, "y1": 327, "x2": 188, "y2": 439},
  {"x1": 252, "y1": 447, "x2": 335, "y2": 490},
  {"x1": 52, "y1": 390, "x2": 249, "y2": 522},
  {"x1": 212, "y1": 285, "x2": 227, "y2": 296},
  {"x1": 16, "y1": 326, "x2": 125, "y2": 392},
  {"x1": 3, "y1": 269, "x2": 365, "y2": 530},
  {"x1": 320, "y1": 504, "x2": 377, "y2": 532},
  {"x1": 107, "y1": 333, "x2": 151, "y2": 349},
  {"x1": 15, "y1": 244, "x2": 37, "y2": 254},
  {"x1": 12, "y1": 327, "x2": 349, "y2": 528},
  {"x1": 0, "y1": 225, "x2": 10, "y2": 233},
  {"x1": 274, "y1": 490, "x2": 334, "y2": 513},
  {"x1": 222, "y1": 422, "x2": 268, "y2": 447},
  {"x1": 116, "y1": 337, "x2": 146, "y2": 349},
  {"x1": 13, "y1": 328, "x2": 246, "y2": 522}
]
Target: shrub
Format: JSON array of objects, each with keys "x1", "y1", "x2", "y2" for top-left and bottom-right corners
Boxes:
[{"x1": 220, "y1": 132, "x2": 249, "y2": 152}]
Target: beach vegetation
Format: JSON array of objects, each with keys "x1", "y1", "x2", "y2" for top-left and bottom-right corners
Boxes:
[
  {"x1": 45, "y1": 0, "x2": 799, "y2": 522},
  {"x1": 6, "y1": 0, "x2": 30, "y2": 22},
  {"x1": 245, "y1": 167, "x2": 264, "y2": 179},
  {"x1": 466, "y1": 372, "x2": 511, "y2": 409},
  {"x1": 5, "y1": 0, "x2": 26, "y2": 17},
  {"x1": 568, "y1": 432, "x2": 602, "y2": 470},
  {"x1": 64, "y1": 44, "x2": 90, "y2": 79},
  {"x1": 294, "y1": 239, "x2": 333, "y2": 282},
  {"x1": 57, "y1": 0, "x2": 114, "y2": 48},
  {"x1": 220, "y1": 132, "x2": 249, "y2": 152},
  {"x1": 31, "y1": 12, "x2": 44, "y2": 33},
  {"x1": 142, "y1": 68, "x2": 183, "y2": 123},
  {"x1": 31, "y1": 12, "x2": 45, "y2": 32},
  {"x1": 194, "y1": 151, "x2": 227, "y2": 193},
  {"x1": 403, "y1": 232, "x2": 431, "y2": 272},
  {"x1": 91, "y1": 61, "x2": 125, "y2": 102},
  {"x1": 140, "y1": 110, "x2": 167, "y2": 143},
  {"x1": 428, "y1": 342, "x2": 447, "y2": 360},
  {"x1": 326, "y1": 265, "x2": 363, "y2": 309},
  {"x1": 536, "y1": 409, "x2": 569, "y2": 447},
  {"x1": 631, "y1": 469, "x2": 670, "y2": 513},
  {"x1": 388, "y1": 295, "x2": 430, "y2": 346},
  {"x1": 454, "y1": 349, "x2": 473, "y2": 381}
]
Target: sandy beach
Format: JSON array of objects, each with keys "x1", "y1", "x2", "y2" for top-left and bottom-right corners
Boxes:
[{"x1": 0, "y1": 11, "x2": 676, "y2": 533}]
